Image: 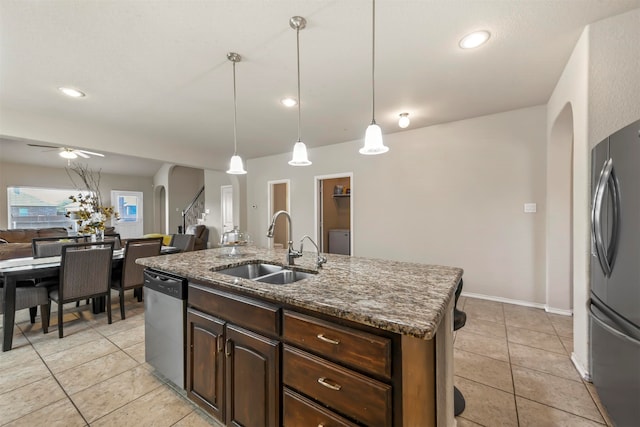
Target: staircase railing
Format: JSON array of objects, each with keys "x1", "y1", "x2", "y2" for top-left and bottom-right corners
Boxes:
[{"x1": 181, "y1": 186, "x2": 205, "y2": 233}]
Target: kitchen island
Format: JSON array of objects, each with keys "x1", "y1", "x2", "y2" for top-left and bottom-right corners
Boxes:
[{"x1": 138, "y1": 247, "x2": 463, "y2": 427}]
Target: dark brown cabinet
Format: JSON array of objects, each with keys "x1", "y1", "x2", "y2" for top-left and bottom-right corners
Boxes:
[{"x1": 187, "y1": 283, "x2": 281, "y2": 427}]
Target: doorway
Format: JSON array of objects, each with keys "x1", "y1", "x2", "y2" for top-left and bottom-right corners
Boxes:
[
  {"x1": 315, "y1": 174, "x2": 353, "y2": 255},
  {"x1": 267, "y1": 180, "x2": 290, "y2": 249}
]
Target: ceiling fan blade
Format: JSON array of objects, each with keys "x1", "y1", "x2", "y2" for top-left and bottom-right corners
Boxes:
[
  {"x1": 77, "y1": 150, "x2": 104, "y2": 157},
  {"x1": 27, "y1": 143, "x2": 59, "y2": 149},
  {"x1": 75, "y1": 151, "x2": 90, "y2": 158}
]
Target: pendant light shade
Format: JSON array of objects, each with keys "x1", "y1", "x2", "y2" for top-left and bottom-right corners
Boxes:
[
  {"x1": 360, "y1": 0, "x2": 389, "y2": 155},
  {"x1": 226, "y1": 52, "x2": 247, "y2": 175},
  {"x1": 288, "y1": 16, "x2": 312, "y2": 166}
]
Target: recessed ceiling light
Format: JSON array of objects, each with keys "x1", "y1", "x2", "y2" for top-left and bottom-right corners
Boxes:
[
  {"x1": 280, "y1": 97, "x2": 297, "y2": 107},
  {"x1": 459, "y1": 30, "x2": 491, "y2": 49},
  {"x1": 58, "y1": 87, "x2": 86, "y2": 98}
]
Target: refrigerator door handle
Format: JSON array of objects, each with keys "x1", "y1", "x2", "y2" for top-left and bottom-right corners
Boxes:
[
  {"x1": 589, "y1": 304, "x2": 640, "y2": 346},
  {"x1": 591, "y1": 158, "x2": 612, "y2": 276},
  {"x1": 606, "y1": 163, "x2": 621, "y2": 272}
]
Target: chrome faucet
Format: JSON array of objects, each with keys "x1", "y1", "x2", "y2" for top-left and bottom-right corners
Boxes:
[
  {"x1": 299, "y1": 235, "x2": 327, "y2": 269},
  {"x1": 267, "y1": 210, "x2": 302, "y2": 265}
]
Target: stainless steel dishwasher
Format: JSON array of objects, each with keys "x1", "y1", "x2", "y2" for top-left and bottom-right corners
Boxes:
[{"x1": 143, "y1": 269, "x2": 187, "y2": 389}]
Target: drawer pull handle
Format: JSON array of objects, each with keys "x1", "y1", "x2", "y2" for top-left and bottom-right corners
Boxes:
[
  {"x1": 316, "y1": 334, "x2": 340, "y2": 345},
  {"x1": 317, "y1": 377, "x2": 342, "y2": 391}
]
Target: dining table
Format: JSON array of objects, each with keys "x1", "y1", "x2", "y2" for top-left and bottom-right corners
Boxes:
[{"x1": 0, "y1": 246, "x2": 179, "y2": 351}]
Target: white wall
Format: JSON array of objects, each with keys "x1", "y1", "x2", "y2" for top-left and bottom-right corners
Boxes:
[
  {"x1": 547, "y1": 7, "x2": 640, "y2": 379},
  {"x1": 167, "y1": 166, "x2": 204, "y2": 234},
  {"x1": 0, "y1": 161, "x2": 154, "y2": 233},
  {"x1": 247, "y1": 106, "x2": 547, "y2": 304}
]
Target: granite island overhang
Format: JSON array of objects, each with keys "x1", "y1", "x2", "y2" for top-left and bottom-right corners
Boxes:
[{"x1": 138, "y1": 247, "x2": 463, "y2": 426}]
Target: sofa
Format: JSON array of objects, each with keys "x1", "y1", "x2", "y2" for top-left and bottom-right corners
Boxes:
[{"x1": 0, "y1": 227, "x2": 69, "y2": 260}]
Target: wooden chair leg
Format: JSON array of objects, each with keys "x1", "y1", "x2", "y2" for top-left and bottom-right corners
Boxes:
[
  {"x1": 41, "y1": 303, "x2": 49, "y2": 334},
  {"x1": 58, "y1": 302, "x2": 64, "y2": 338},
  {"x1": 107, "y1": 293, "x2": 112, "y2": 325},
  {"x1": 120, "y1": 289, "x2": 126, "y2": 320},
  {"x1": 29, "y1": 307, "x2": 37, "y2": 324}
]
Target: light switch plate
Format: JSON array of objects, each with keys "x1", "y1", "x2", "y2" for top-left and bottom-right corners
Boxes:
[{"x1": 524, "y1": 203, "x2": 537, "y2": 213}]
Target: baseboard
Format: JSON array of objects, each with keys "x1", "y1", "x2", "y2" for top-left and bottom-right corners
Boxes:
[
  {"x1": 461, "y1": 292, "x2": 546, "y2": 310},
  {"x1": 460, "y1": 292, "x2": 574, "y2": 316},
  {"x1": 571, "y1": 352, "x2": 591, "y2": 381},
  {"x1": 544, "y1": 306, "x2": 573, "y2": 316}
]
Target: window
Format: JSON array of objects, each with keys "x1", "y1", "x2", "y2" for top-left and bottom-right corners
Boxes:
[{"x1": 7, "y1": 186, "x2": 87, "y2": 230}]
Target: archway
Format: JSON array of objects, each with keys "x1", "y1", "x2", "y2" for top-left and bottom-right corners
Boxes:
[{"x1": 546, "y1": 103, "x2": 574, "y2": 313}]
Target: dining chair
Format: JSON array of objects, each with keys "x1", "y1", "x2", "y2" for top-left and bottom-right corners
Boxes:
[
  {"x1": 169, "y1": 233, "x2": 195, "y2": 252},
  {"x1": 0, "y1": 285, "x2": 49, "y2": 334},
  {"x1": 103, "y1": 233, "x2": 122, "y2": 250},
  {"x1": 111, "y1": 237, "x2": 162, "y2": 319},
  {"x1": 48, "y1": 241, "x2": 114, "y2": 338}
]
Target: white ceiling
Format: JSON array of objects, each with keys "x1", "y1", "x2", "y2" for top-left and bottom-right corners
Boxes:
[{"x1": 1, "y1": 0, "x2": 639, "y2": 175}]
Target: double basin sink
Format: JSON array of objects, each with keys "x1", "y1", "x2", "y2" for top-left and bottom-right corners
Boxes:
[{"x1": 214, "y1": 261, "x2": 316, "y2": 285}]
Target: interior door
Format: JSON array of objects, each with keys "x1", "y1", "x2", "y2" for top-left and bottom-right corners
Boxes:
[
  {"x1": 606, "y1": 119, "x2": 640, "y2": 326},
  {"x1": 111, "y1": 190, "x2": 143, "y2": 239},
  {"x1": 221, "y1": 185, "x2": 234, "y2": 233}
]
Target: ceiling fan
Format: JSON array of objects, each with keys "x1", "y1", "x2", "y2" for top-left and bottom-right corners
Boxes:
[{"x1": 27, "y1": 143, "x2": 105, "y2": 160}]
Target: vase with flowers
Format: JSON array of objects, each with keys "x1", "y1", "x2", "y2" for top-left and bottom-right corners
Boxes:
[{"x1": 65, "y1": 164, "x2": 119, "y2": 239}]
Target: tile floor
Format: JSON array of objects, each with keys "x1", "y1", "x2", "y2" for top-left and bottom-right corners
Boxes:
[{"x1": 0, "y1": 293, "x2": 613, "y2": 426}]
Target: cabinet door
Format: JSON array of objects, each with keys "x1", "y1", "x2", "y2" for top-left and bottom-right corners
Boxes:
[
  {"x1": 186, "y1": 309, "x2": 225, "y2": 421},
  {"x1": 225, "y1": 323, "x2": 280, "y2": 427}
]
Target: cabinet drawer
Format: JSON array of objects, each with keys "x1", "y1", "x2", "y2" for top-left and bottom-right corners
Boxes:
[
  {"x1": 283, "y1": 345, "x2": 392, "y2": 426},
  {"x1": 284, "y1": 310, "x2": 391, "y2": 379},
  {"x1": 284, "y1": 388, "x2": 359, "y2": 427},
  {"x1": 188, "y1": 283, "x2": 280, "y2": 337}
]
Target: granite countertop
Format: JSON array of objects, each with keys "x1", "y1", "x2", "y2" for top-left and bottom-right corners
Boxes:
[{"x1": 137, "y1": 247, "x2": 463, "y2": 340}]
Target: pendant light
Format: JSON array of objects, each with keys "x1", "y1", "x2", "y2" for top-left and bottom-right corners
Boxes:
[
  {"x1": 226, "y1": 52, "x2": 247, "y2": 175},
  {"x1": 288, "y1": 16, "x2": 312, "y2": 166},
  {"x1": 360, "y1": 0, "x2": 389, "y2": 155}
]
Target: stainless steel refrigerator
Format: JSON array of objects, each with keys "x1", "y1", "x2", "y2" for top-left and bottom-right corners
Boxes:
[{"x1": 590, "y1": 118, "x2": 640, "y2": 426}]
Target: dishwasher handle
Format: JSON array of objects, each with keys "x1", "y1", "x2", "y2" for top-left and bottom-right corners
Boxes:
[{"x1": 143, "y1": 269, "x2": 188, "y2": 299}]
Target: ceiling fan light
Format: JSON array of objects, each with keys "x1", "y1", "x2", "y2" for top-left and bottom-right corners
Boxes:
[
  {"x1": 398, "y1": 112, "x2": 410, "y2": 128},
  {"x1": 280, "y1": 97, "x2": 297, "y2": 107},
  {"x1": 360, "y1": 123, "x2": 389, "y2": 155},
  {"x1": 288, "y1": 141, "x2": 312, "y2": 166},
  {"x1": 59, "y1": 150, "x2": 77, "y2": 159},
  {"x1": 227, "y1": 155, "x2": 247, "y2": 174}
]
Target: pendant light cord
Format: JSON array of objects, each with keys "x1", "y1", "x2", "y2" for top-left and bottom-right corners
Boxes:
[
  {"x1": 232, "y1": 60, "x2": 238, "y2": 155},
  {"x1": 371, "y1": 0, "x2": 376, "y2": 125},
  {"x1": 296, "y1": 26, "x2": 302, "y2": 142}
]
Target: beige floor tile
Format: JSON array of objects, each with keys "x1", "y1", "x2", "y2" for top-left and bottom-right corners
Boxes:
[
  {"x1": 455, "y1": 417, "x2": 484, "y2": 426},
  {"x1": 0, "y1": 343, "x2": 40, "y2": 371},
  {"x1": 503, "y1": 306, "x2": 557, "y2": 333},
  {"x1": 1, "y1": 325, "x2": 31, "y2": 350},
  {"x1": 92, "y1": 313, "x2": 144, "y2": 337},
  {"x1": 507, "y1": 325, "x2": 566, "y2": 354},
  {"x1": 91, "y1": 386, "x2": 193, "y2": 427},
  {"x1": 3, "y1": 397, "x2": 86, "y2": 427},
  {"x1": 454, "y1": 329, "x2": 510, "y2": 362},
  {"x1": 464, "y1": 300, "x2": 505, "y2": 325},
  {"x1": 454, "y1": 349, "x2": 514, "y2": 393},
  {"x1": 560, "y1": 335, "x2": 574, "y2": 355},
  {"x1": 462, "y1": 316, "x2": 507, "y2": 339},
  {"x1": 464, "y1": 298, "x2": 503, "y2": 311},
  {"x1": 585, "y1": 381, "x2": 615, "y2": 427},
  {"x1": 549, "y1": 314, "x2": 574, "y2": 338},
  {"x1": 509, "y1": 342, "x2": 582, "y2": 382},
  {"x1": 42, "y1": 337, "x2": 119, "y2": 373},
  {"x1": 0, "y1": 354, "x2": 51, "y2": 394},
  {"x1": 0, "y1": 377, "x2": 67, "y2": 425},
  {"x1": 516, "y1": 396, "x2": 605, "y2": 426},
  {"x1": 31, "y1": 327, "x2": 103, "y2": 357},
  {"x1": 71, "y1": 365, "x2": 164, "y2": 423},
  {"x1": 123, "y1": 341, "x2": 146, "y2": 364},
  {"x1": 512, "y1": 366, "x2": 604, "y2": 423},
  {"x1": 173, "y1": 410, "x2": 221, "y2": 427},
  {"x1": 107, "y1": 324, "x2": 145, "y2": 349},
  {"x1": 55, "y1": 350, "x2": 139, "y2": 395},
  {"x1": 454, "y1": 376, "x2": 518, "y2": 426}
]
